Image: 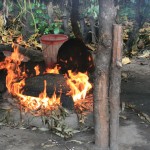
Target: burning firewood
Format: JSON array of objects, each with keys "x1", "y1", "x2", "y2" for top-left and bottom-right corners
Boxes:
[
  {"x1": 22, "y1": 74, "x2": 70, "y2": 97},
  {"x1": 0, "y1": 42, "x2": 93, "y2": 117}
]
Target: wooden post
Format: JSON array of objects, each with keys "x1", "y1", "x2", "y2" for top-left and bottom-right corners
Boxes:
[{"x1": 109, "y1": 24, "x2": 122, "y2": 150}]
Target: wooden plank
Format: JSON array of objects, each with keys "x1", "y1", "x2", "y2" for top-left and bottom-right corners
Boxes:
[{"x1": 109, "y1": 24, "x2": 122, "y2": 150}]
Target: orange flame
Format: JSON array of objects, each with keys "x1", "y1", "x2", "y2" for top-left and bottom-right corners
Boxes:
[
  {"x1": 5, "y1": 44, "x2": 26, "y2": 94},
  {"x1": 17, "y1": 35, "x2": 23, "y2": 44},
  {"x1": 0, "y1": 43, "x2": 92, "y2": 115},
  {"x1": 45, "y1": 65, "x2": 60, "y2": 74},
  {"x1": 34, "y1": 65, "x2": 40, "y2": 75},
  {"x1": 17, "y1": 80, "x2": 60, "y2": 115},
  {"x1": 0, "y1": 44, "x2": 61, "y2": 116},
  {"x1": 66, "y1": 70, "x2": 92, "y2": 102}
]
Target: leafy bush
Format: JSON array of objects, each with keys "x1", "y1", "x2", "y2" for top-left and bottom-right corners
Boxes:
[{"x1": 30, "y1": 1, "x2": 63, "y2": 35}]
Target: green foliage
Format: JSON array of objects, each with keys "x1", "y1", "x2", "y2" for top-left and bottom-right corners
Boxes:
[
  {"x1": 118, "y1": 0, "x2": 150, "y2": 22},
  {"x1": 80, "y1": 0, "x2": 99, "y2": 18},
  {"x1": 0, "y1": 0, "x2": 13, "y2": 12},
  {"x1": 6, "y1": 0, "x2": 63, "y2": 35},
  {"x1": 30, "y1": 1, "x2": 63, "y2": 34},
  {"x1": 29, "y1": 1, "x2": 49, "y2": 33},
  {"x1": 43, "y1": 22, "x2": 64, "y2": 34},
  {"x1": 86, "y1": 4, "x2": 99, "y2": 18},
  {"x1": 118, "y1": 5, "x2": 135, "y2": 21}
]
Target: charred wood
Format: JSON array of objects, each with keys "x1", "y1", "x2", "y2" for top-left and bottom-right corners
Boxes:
[
  {"x1": 22, "y1": 74, "x2": 70, "y2": 97},
  {"x1": 22, "y1": 73, "x2": 74, "y2": 110}
]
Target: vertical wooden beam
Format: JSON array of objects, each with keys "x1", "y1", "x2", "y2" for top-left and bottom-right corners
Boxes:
[
  {"x1": 94, "y1": 72, "x2": 110, "y2": 150},
  {"x1": 109, "y1": 24, "x2": 122, "y2": 150}
]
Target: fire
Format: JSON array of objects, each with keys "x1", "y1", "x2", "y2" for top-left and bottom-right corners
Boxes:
[
  {"x1": 45, "y1": 65, "x2": 60, "y2": 74},
  {"x1": 34, "y1": 64, "x2": 60, "y2": 76},
  {"x1": 0, "y1": 44, "x2": 60, "y2": 116},
  {"x1": 17, "y1": 80, "x2": 60, "y2": 115},
  {"x1": 4, "y1": 44, "x2": 26, "y2": 94},
  {"x1": 66, "y1": 70, "x2": 92, "y2": 102},
  {"x1": 0, "y1": 43, "x2": 92, "y2": 116},
  {"x1": 34, "y1": 65, "x2": 40, "y2": 75},
  {"x1": 16, "y1": 35, "x2": 23, "y2": 44}
]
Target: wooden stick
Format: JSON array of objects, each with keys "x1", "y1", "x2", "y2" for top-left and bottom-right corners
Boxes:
[{"x1": 109, "y1": 24, "x2": 122, "y2": 150}]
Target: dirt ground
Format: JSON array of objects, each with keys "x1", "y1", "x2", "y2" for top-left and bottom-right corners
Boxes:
[
  {"x1": 121, "y1": 57, "x2": 150, "y2": 115},
  {"x1": 0, "y1": 57, "x2": 150, "y2": 150}
]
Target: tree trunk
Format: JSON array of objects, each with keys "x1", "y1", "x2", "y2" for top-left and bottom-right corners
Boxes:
[
  {"x1": 62, "y1": 15, "x2": 69, "y2": 35},
  {"x1": 93, "y1": 0, "x2": 116, "y2": 149},
  {"x1": 47, "y1": 2, "x2": 54, "y2": 25},
  {"x1": 62, "y1": 1, "x2": 70, "y2": 35},
  {"x1": 79, "y1": 17, "x2": 85, "y2": 41},
  {"x1": 109, "y1": 24, "x2": 122, "y2": 150},
  {"x1": 89, "y1": 16, "x2": 96, "y2": 43},
  {"x1": 70, "y1": 0, "x2": 82, "y2": 40},
  {"x1": 79, "y1": 1, "x2": 86, "y2": 41}
]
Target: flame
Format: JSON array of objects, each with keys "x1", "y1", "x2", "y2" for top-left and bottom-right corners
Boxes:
[
  {"x1": 34, "y1": 65, "x2": 40, "y2": 75},
  {"x1": 66, "y1": 70, "x2": 92, "y2": 102},
  {"x1": 45, "y1": 65, "x2": 60, "y2": 74},
  {"x1": 17, "y1": 80, "x2": 60, "y2": 116},
  {"x1": 0, "y1": 44, "x2": 60, "y2": 116},
  {"x1": 5, "y1": 44, "x2": 26, "y2": 94},
  {"x1": 16, "y1": 35, "x2": 23, "y2": 44},
  {"x1": 88, "y1": 56, "x2": 92, "y2": 61},
  {"x1": 0, "y1": 43, "x2": 93, "y2": 116}
]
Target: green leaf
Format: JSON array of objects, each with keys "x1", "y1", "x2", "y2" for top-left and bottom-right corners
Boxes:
[
  {"x1": 45, "y1": 15, "x2": 50, "y2": 19},
  {"x1": 35, "y1": 19, "x2": 39, "y2": 24},
  {"x1": 36, "y1": 9, "x2": 42, "y2": 14},
  {"x1": 37, "y1": 2, "x2": 40, "y2": 8},
  {"x1": 31, "y1": 3, "x2": 35, "y2": 9},
  {"x1": 93, "y1": 11, "x2": 97, "y2": 19},
  {"x1": 41, "y1": 3, "x2": 46, "y2": 9},
  {"x1": 54, "y1": 28, "x2": 60, "y2": 34}
]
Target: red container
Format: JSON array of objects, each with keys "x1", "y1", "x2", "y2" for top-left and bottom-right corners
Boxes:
[{"x1": 40, "y1": 34, "x2": 68, "y2": 68}]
